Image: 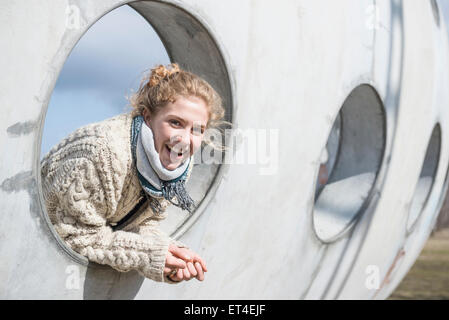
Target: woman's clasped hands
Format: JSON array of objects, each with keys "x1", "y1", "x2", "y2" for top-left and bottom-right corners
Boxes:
[{"x1": 164, "y1": 244, "x2": 208, "y2": 282}]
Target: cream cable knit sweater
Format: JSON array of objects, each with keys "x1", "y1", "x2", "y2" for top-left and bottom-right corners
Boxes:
[{"x1": 40, "y1": 112, "x2": 193, "y2": 284}]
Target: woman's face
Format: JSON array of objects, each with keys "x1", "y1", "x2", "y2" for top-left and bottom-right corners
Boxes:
[{"x1": 143, "y1": 95, "x2": 209, "y2": 171}]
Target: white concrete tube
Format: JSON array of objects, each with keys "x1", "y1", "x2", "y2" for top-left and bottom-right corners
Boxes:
[{"x1": 0, "y1": 0, "x2": 448, "y2": 299}]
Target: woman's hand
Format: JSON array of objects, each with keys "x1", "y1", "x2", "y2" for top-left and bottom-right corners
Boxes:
[
  {"x1": 165, "y1": 244, "x2": 208, "y2": 282},
  {"x1": 164, "y1": 247, "x2": 187, "y2": 279}
]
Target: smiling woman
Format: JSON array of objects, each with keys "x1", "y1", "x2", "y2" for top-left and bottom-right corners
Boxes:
[
  {"x1": 40, "y1": 62, "x2": 228, "y2": 284},
  {"x1": 34, "y1": 0, "x2": 234, "y2": 290},
  {"x1": 35, "y1": 0, "x2": 235, "y2": 286}
]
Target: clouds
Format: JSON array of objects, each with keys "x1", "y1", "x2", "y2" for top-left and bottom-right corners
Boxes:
[
  {"x1": 439, "y1": 0, "x2": 449, "y2": 36},
  {"x1": 55, "y1": 5, "x2": 169, "y2": 96}
]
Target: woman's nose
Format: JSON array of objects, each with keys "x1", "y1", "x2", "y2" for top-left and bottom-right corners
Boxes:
[{"x1": 173, "y1": 132, "x2": 190, "y2": 149}]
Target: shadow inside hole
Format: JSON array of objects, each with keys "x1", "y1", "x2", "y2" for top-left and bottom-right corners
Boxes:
[
  {"x1": 313, "y1": 84, "x2": 386, "y2": 243},
  {"x1": 407, "y1": 124, "x2": 441, "y2": 233},
  {"x1": 433, "y1": 163, "x2": 449, "y2": 232},
  {"x1": 83, "y1": 262, "x2": 144, "y2": 300},
  {"x1": 430, "y1": 0, "x2": 440, "y2": 27}
]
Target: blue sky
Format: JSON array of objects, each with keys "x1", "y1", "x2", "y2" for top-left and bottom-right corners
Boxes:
[
  {"x1": 440, "y1": 0, "x2": 449, "y2": 34},
  {"x1": 41, "y1": 5, "x2": 169, "y2": 156},
  {"x1": 41, "y1": 2, "x2": 449, "y2": 157}
]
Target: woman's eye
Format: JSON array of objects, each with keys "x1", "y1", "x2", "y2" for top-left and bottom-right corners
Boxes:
[{"x1": 170, "y1": 120, "x2": 181, "y2": 126}]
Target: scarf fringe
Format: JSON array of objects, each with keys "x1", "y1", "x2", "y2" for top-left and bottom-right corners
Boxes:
[{"x1": 161, "y1": 179, "x2": 196, "y2": 214}]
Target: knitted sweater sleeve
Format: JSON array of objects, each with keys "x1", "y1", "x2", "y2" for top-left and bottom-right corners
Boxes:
[
  {"x1": 136, "y1": 216, "x2": 190, "y2": 284},
  {"x1": 47, "y1": 157, "x2": 173, "y2": 283},
  {"x1": 137, "y1": 217, "x2": 189, "y2": 249}
]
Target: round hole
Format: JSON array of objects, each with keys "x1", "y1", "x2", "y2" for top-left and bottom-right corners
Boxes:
[
  {"x1": 39, "y1": 2, "x2": 233, "y2": 264},
  {"x1": 406, "y1": 124, "x2": 441, "y2": 233},
  {"x1": 313, "y1": 84, "x2": 386, "y2": 243}
]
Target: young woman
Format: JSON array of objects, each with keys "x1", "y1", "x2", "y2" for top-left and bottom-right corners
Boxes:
[{"x1": 41, "y1": 63, "x2": 227, "y2": 284}]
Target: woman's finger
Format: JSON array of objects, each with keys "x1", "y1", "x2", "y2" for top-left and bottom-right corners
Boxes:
[
  {"x1": 169, "y1": 271, "x2": 182, "y2": 282},
  {"x1": 168, "y1": 268, "x2": 184, "y2": 282},
  {"x1": 169, "y1": 245, "x2": 192, "y2": 262},
  {"x1": 193, "y1": 254, "x2": 207, "y2": 272},
  {"x1": 164, "y1": 267, "x2": 173, "y2": 275},
  {"x1": 187, "y1": 262, "x2": 197, "y2": 276},
  {"x1": 194, "y1": 261, "x2": 204, "y2": 281},
  {"x1": 182, "y1": 266, "x2": 191, "y2": 280},
  {"x1": 165, "y1": 255, "x2": 186, "y2": 269}
]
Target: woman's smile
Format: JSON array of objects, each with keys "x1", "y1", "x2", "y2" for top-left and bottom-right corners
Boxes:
[{"x1": 165, "y1": 144, "x2": 185, "y2": 161}]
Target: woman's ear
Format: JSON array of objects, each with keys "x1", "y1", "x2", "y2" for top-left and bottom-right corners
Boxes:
[{"x1": 142, "y1": 108, "x2": 151, "y2": 126}]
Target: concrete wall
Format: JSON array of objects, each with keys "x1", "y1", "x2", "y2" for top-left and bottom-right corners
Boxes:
[{"x1": 0, "y1": 0, "x2": 448, "y2": 299}]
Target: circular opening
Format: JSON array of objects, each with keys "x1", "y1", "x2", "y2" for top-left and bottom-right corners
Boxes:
[
  {"x1": 39, "y1": 2, "x2": 233, "y2": 264},
  {"x1": 406, "y1": 124, "x2": 441, "y2": 233},
  {"x1": 430, "y1": 0, "x2": 440, "y2": 27},
  {"x1": 313, "y1": 84, "x2": 386, "y2": 243}
]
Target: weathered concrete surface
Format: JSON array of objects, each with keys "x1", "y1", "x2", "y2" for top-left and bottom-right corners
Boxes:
[{"x1": 0, "y1": 0, "x2": 448, "y2": 299}]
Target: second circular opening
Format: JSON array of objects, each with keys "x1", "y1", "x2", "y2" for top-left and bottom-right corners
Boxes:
[{"x1": 313, "y1": 84, "x2": 386, "y2": 243}]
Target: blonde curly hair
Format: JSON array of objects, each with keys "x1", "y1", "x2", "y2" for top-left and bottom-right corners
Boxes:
[{"x1": 127, "y1": 63, "x2": 231, "y2": 152}]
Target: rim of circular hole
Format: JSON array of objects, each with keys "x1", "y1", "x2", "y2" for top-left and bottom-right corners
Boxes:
[
  {"x1": 36, "y1": 0, "x2": 235, "y2": 266},
  {"x1": 430, "y1": 0, "x2": 441, "y2": 27},
  {"x1": 406, "y1": 123, "x2": 442, "y2": 235},
  {"x1": 312, "y1": 84, "x2": 386, "y2": 244}
]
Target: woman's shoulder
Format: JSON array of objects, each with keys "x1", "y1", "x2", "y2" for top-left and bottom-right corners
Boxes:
[
  {"x1": 41, "y1": 112, "x2": 135, "y2": 207},
  {"x1": 41, "y1": 113, "x2": 134, "y2": 180},
  {"x1": 64, "y1": 112, "x2": 133, "y2": 148},
  {"x1": 42, "y1": 113, "x2": 133, "y2": 159}
]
